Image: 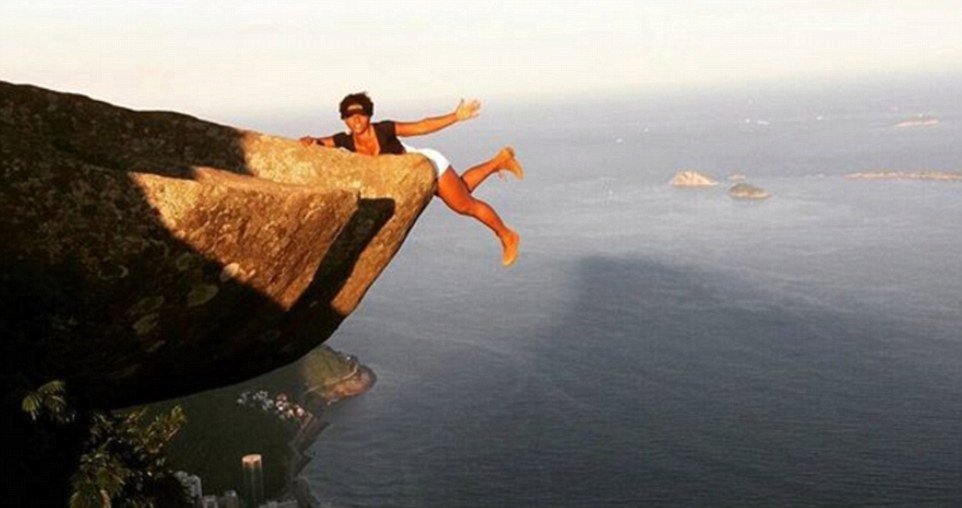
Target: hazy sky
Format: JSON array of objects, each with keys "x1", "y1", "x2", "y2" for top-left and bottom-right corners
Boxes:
[{"x1": 2, "y1": 1, "x2": 960, "y2": 119}]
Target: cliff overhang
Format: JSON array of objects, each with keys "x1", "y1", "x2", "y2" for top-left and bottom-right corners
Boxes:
[{"x1": 0, "y1": 81, "x2": 436, "y2": 408}]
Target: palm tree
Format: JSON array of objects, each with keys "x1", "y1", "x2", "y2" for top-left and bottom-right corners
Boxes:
[
  {"x1": 21, "y1": 379, "x2": 74, "y2": 424},
  {"x1": 21, "y1": 380, "x2": 192, "y2": 507}
]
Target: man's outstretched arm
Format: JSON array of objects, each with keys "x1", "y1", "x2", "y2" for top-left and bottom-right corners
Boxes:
[{"x1": 395, "y1": 99, "x2": 481, "y2": 137}]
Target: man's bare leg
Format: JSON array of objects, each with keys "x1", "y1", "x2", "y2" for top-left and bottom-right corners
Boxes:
[
  {"x1": 436, "y1": 167, "x2": 520, "y2": 266},
  {"x1": 461, "y1": 147, "x2": 524, "y2": 192}
]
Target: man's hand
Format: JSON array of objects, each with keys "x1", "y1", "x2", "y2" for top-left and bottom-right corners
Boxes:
[
  {"x1": 299, "y1": 136, "x2": 315, "y2": 147},
  {"x1": 455, "y1": 99, "x2": 481, "y2": 122}
]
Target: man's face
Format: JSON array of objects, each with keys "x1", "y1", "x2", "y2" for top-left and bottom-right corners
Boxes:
[
  {"x1": 343, "y1": 110, "x2": 371, "y2": 134},
  {"x1": 342, "y1": 103, "x2": 370, "y2": 133}
]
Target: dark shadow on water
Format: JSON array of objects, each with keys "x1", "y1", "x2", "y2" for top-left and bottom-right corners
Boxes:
[{"x1": 401, "y1": 256, "x2": 962, "y2": 507}]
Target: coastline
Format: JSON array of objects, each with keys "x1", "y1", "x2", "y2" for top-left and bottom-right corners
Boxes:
[
  {"x1": 148, "y1": 345, "x2": 376, "y2": 506},
  {"x1": 287, "y1": 364, "x2": 377, "y2": 507},
  {"x1": 845, "y1": 170, "x2": 962, "y2": 181},
  {"x1": 316, "y1": 363, "x2": 378, "y2": 405}
]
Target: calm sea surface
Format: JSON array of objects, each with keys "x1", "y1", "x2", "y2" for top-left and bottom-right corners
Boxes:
[{"x1": 286, "y1": 77, "x2": 962, "y2": 506}]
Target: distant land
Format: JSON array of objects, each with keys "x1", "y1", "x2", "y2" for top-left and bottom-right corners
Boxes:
[
  {"x1": 845, "y1": 170, "x2": 962, "y2": 181},
  {"x1": 894, "y1": 114, "x2": 940, "y2": 128}
]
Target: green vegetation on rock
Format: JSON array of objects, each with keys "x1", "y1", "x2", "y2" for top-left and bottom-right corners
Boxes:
[
  {"x1": 297, "y1": 346, "x2": 360, "y2": 391},
  {"x1": 18, "y1": 381, "x2": 192, "y2": 507}
]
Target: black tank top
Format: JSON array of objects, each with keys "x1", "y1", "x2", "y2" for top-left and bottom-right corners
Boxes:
[{"x1": 331, "y1": 121, "x2": 405, "y2": 155}]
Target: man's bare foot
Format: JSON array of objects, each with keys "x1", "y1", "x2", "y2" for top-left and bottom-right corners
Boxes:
[
  {"x1": 501, "y1": 229, "x2": 520, "y2": 267},
  {"x1": 495, "y1": 146, "x2": 524, "y2": 180}
]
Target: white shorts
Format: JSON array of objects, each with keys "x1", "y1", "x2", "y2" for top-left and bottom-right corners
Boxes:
[{"x1": 401, "y1": 142, "x2": 450, "y2": 177}]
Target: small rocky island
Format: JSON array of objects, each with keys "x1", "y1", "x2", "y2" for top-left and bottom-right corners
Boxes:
[
  {"x1": 728, "y1": 173, "x2": 746, "y2": 181},
  {"x1": 671, "y1": 170, "x2": 718, "y2": 187},
  {"x1": 845, "y1": 170, "x2": 962, "y2": 181},
  {"x1": 728, "y1": 183, "x2": 771, "y2": 200}
]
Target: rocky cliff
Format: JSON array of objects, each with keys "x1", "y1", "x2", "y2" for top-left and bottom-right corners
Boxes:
[{"x1": 0, "y1": 81, "x2": 436, "y2": 409}]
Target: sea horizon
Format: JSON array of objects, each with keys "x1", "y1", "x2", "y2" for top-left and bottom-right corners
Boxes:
[{"x1": 288, "y1": 76, "x2": 962, "y2": 506}]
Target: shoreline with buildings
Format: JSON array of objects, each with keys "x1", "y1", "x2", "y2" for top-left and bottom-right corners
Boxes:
[
  {"x1": 287, "y1": 362, "x2": 377, "y2": 507},
  {"x1": 164, "y1": 346, "x2": 376, "y2": 507}
]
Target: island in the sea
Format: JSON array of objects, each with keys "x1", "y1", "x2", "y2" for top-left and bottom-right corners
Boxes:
[
  {"x1": 671, "y1": 170, "x2": 719, "y2": 187},
  {"x1": 845, "y1": 170, "x2": 962, "y2": 181},
  {"x1": 728, "y1": 182, "x2": 771, "y2": 200},
  {"x1": 893, "y1": 114, "x2": 940, "y2": 128}
]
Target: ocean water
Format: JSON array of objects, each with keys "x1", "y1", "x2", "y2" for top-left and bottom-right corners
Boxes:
[{"x1": 298, "y1": 77, "x2": 962, "y2": 506}]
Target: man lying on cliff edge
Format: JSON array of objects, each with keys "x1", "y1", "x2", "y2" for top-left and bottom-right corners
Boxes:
[{"x1": 300, "y1": 92, "x2": 524, "y2": 267}]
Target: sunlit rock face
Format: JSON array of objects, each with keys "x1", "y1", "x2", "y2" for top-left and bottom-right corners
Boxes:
[
  {"x1": 0, "y1": 81, "x2": 435, "y2": 407},
  {"x1": 670, "y1": 170, "x2": 718, "y2": 187}
]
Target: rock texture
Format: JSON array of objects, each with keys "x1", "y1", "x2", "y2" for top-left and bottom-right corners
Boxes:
[
  {"x1": 0, "y1": 81, "x2": 436, "y2": 408},
  {"x1": 670, "y1": 170, "x2": 718, "y2": 187},
  {"x1": 727, "y1": 183, "x2": 771, "y2": 200}
]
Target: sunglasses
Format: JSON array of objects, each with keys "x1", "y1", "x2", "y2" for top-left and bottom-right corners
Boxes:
[{"x1": 341, "y1": 106, "x2": 370, "y2": 119}]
